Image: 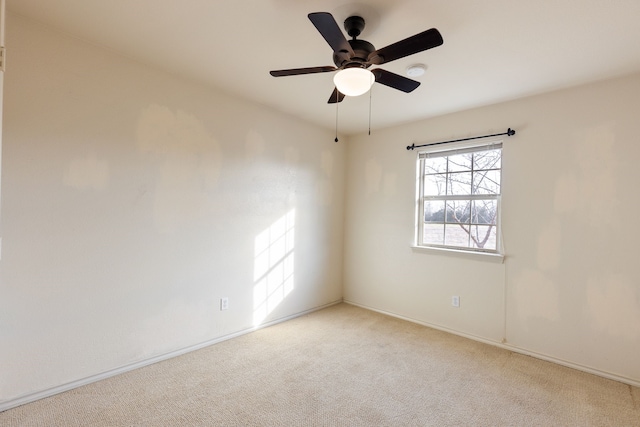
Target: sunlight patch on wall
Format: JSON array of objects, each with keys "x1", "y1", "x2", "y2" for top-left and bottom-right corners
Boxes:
[{"x1": 253, "y1": 209, "x2": 295, "y2": 326}]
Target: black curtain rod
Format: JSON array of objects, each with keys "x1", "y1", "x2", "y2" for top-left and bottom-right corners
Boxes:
[{"x1": 406, "y1": 128, "x2": 516, "y2": 151}]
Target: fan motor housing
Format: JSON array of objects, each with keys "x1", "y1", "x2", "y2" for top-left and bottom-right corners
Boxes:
[
  {"x1": 331, "y1": 15, "x2": 376, "y2": 68},
  {"x1": 333, "y1": 39, "x2": 375, "y2": 67}
]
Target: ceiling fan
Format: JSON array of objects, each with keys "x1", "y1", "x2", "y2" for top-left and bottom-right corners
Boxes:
[{"x1": 270, "y1": 12, "x2": 444, "y2": 103}]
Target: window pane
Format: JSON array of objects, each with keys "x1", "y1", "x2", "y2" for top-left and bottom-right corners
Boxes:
[
  {"x1": 423, "y1": 224, "x2": 445, "y2": 245},
  {"x1": 473, "y1": 149, "x2": 501, "y2": 171},
  {"x1": 424, "y1": 156, "x2": 447, "y2": 174},
  {"x1": 472, "y1": 169, "x2": 501, "y2": 195},
  {"x1": 469, "y1": 225, "x2": 497, "y2": 250},
  {"x1": 471, "y1": 200, "x2": 498, "y2": 225},
  {"x1": 448, "y1": 153, "x2": 472, "y2": 172},
  {"x1": 424, "y1": 201, "x2": 445, "y2": 223},
  {"x1": 444, "y1": 223, "x2": 470, "y2": 247},
  {"x1": 447, "y1": 172, "x2": 472, "y2": 195},
  {"x1": 417, "y1": 146, "x2": 501, "y2": 253},
  {"x1": 446, "y1": 200, "x2": 470, "y2": 224},
  {"x1": 424, "y1": 173, "x2": 446, "y2": 196}
]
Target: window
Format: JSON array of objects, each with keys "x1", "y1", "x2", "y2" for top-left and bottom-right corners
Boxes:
[{"x1": 416, "y1": 142, "x2": 502, "y2": 253}]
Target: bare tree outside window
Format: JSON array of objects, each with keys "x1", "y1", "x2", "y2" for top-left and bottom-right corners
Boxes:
[{"x1": 419, "y1": 144, "x2": 502, "y2": 252}]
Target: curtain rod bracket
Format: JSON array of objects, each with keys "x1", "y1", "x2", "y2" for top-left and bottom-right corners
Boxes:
[{"x1": 407, "y1": 128, "x2": 516, "y2": 151}]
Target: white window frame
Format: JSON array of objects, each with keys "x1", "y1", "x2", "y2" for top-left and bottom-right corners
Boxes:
[{"x1": 415, "y1": 139, "x2": 503, "y2": 256}]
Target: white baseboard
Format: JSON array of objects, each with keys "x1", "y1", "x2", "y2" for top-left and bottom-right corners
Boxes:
[
  {"x1": 0, "y1": 299, "x2": 343, "y2": 413},
  {"x1": 344, "y1": 300, "x2": 640, "y2": 389}
]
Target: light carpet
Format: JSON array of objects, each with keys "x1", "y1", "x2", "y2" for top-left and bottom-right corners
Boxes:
[{"x1": 1, "y1": 303, "x2": 639, "y2": 426}]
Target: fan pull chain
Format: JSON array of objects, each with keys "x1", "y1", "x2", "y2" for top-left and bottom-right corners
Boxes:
[
  {"x1": 335, "y1": 88, "x2": 339, "y2": 142},
  {"x1": 368, "y1": 85, "x2": 372, "y2": 136}
]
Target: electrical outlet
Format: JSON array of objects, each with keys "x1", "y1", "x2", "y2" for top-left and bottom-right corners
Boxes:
[
  {"x1": 452, "y1": 296, "x2": 460, "y2": 307},
  {"x1": 220, "y1": 297, "x2": 229, "y2": 311}
]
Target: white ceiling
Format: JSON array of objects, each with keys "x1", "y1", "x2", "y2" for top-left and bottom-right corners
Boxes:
[{"x1": 7, "y1": 0, "x2": 640, "y2": 135}]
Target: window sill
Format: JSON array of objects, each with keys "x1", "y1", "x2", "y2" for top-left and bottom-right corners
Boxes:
[{"x1": 411, "y1": 245, "x2": 505, "y2": 263}]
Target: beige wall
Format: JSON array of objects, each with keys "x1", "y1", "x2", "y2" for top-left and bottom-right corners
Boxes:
[
  {"x1": 0, "y1": 14, "x2": 345, "y2": 404},
  {"x1": 344, "y1": 71, "x2": 640, "y2": 385}
]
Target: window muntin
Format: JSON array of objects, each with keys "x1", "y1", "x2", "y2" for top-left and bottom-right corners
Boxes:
[{"x1": 417, "y1": 143, "x2": 502, "y2": 253}]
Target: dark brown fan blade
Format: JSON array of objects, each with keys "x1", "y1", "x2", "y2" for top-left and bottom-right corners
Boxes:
[
  {"x1": 368, "y1": 28, "x2": 443, "y2": 65},
  {"x1": 270, "y1": 66, "x2": 337, "y2": 77},
  {"x1": 372, "y1": 68, "x2": 420, "y2": 93},
  {"x1": 308, "y1": 12, "x2": 355, "y2": 57},
  {"x1": 327, "y1": 87, "x2": 346, "y2": 104}
]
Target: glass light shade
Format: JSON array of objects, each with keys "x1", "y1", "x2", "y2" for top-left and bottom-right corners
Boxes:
[{"x1": 333, "y1": 68, "x2": 375, "y2": 97}]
